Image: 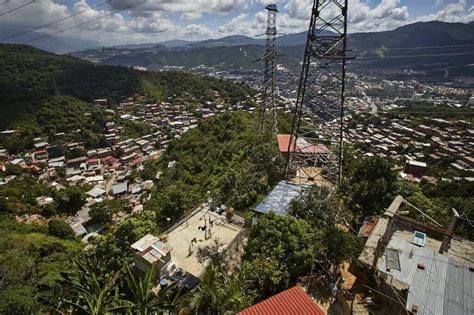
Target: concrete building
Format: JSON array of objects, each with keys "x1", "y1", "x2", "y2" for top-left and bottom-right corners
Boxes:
[{"x1": 131, "y1": 234, "x2": 175, "y2": 279}]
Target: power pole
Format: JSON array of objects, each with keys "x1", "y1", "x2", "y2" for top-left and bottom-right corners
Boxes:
[
  {"x1": 257, "y1": 4, "x2": 278, "y2": 136},
  {"x1": 285, "y1": 0, "x2": 349, "y2": 184}
]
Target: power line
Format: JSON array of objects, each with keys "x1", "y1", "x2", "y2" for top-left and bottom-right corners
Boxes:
[
  {"x1": 353, "y1": 52, "x2": 474, "y2": 60},
  {"x1": 353, "y1": 43, "x2": 474, "y2": 52},
  {"x1": 22, "y1": 0, "x2": 147, "y2": 44},
  {"x1": 0, "y1": 0, "x2": 33, "y2": 16},
  {"x1": 1, "y1": 0, "x2": 111, "y2": 42}
]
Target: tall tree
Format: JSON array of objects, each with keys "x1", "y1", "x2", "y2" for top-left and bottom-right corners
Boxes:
[
  {"x1": 181, "y1": 264, "x2": 250, "y2": 314},
  {"x1": 122, "y1": 264, "x2": 159, "y2": 315},
  {"x1": 61, "y1": 259, "x2": 130, "y2": 315},
  {"x1": 244, "y1": 213, "x2": 316, "y2": 280},
  {"x1": 341, "y1": 156, "x2": 397, "y2": 217}
]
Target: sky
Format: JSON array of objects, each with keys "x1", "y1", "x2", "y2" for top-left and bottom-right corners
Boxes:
[{"x1": 0, "y1": 0, "x2": 473, "y2": 46}]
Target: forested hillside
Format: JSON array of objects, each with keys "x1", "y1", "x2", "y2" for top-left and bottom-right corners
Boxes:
[
  {"x1": 143, "y1": 111, "x2": 292, "y2": 226},
  {"x1": 0, "y1": 44, "x2": 140, "y2": 128},
  {"x1": 0, "y1": 44, "x2": 255, "y2": 130}
]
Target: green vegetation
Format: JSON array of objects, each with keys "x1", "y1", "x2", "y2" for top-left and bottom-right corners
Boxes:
[
  {"x1": 144, "y1": 111, "x2": 289, "y2": 226},
  {"x1": 398, "y1": 179, "x2": 474, "y2": 240},
  {"x1": 0, "y1": 175, "x2": 88, "y2": 216},
  {"x1": 0, "y1": 44, "x2": 257, "y2": 152},
  {"x1": 140, "y1": 70, "x2": 255, "y2": 105},
  {"x1": 340, "y1": 155, "x2": 397, "y2": 218},
  {"x1": 179, "y1": 264, "x2": 250, "y2": 314},
  {"x1": 243, "y1": 213, "x2": 315, "y2": 299},
  {"x1": 90, "y1": 199, "x2": 124, "y2": 228},
  {"x1": 0, "y1": 216, "x2": 81, "y2": 313},
  {"x1": 0, "y1": 44, "x2": 140, "y2": 129},
  {"x1": 48, "y1": 219, "x2": 76, "y2": 240},
  {"x1": 391, "y1": 103, "x2": 474, "y2": 121}
]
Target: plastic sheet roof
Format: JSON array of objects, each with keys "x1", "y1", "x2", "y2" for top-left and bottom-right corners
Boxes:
[{"x1": 255, "y1": 180, "x2": 309, "y2": 216}]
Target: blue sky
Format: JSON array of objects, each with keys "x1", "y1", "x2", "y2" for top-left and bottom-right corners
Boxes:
[{"x1": 1, "y1": 0, "x2": 473, "y2": 45}]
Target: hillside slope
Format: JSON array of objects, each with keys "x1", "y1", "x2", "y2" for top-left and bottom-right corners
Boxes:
[
  {"x1": 0, "y1": 44, "x2": 254, "y2": 129},
  {"x1": 0, "y1": 44, "x2": 140, "y2": 128}
]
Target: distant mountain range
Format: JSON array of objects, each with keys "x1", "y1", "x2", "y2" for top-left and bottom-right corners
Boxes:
[
  {"x1": 70, "y1": 21, "x2": 474, "y2": 78},
  {"x1": 0, "y1": 27, "x2": 100, "y2": 53}
]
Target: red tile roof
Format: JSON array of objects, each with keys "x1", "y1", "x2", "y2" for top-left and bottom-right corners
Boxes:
[
  {"x1": 277, "y1": 134, "x2": 329, "y2": 154},
  {"x1": 277, "y1": 134, "x2": 294, "y2": 153},
  {"x1": 238, "y1": 286, "x2": 325, "y2": 315}
]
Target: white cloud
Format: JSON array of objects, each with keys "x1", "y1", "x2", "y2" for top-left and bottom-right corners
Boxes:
[
  {"x1": 416, "y1": 0, "x2": 474, "y2": 23},
  {"x1": 180, "y1": 12, "x2": 202, "y2": 20},
  {"x1": 109, "y1": 0, "x2": 247, "y2": 17},
  {"x1": 0, "y1": 0, "x2": 473, "y2": 46},
  {"x1": 0, "y1": 0, "x2": 69, "y2": 30},
  {"x1": 185, "y1": 24, "x2": 212, "y2": 37},
  {"x1": 219, "y1": 13, "x2": 250, "y2": 34}
]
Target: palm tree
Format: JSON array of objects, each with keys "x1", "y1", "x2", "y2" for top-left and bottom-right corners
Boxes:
[
  {"x1": 123, "y1": 264, "x2": 159, "y2": 315},
  {"x1": 123, "y1": 263, "x2": 185, "y2": 314},
  {"x1": 182, "y1": 264, "x2": 250, "y2": 315},
  {"x1": 61, "y1": 258, "x2": 131, "y2": 314}
]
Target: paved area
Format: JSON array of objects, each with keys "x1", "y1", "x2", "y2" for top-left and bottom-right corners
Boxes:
[{"x1": 164, "y1": 205, "x2": 246, "y2": 277}]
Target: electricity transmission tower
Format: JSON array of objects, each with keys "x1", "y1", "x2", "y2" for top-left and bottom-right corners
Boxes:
[
  {"x1": 257, "y1": 4, "x2": 278, "y2": 136},
  {"x1": 285, "y1": 0, "x2": 349, "y2": 184}
]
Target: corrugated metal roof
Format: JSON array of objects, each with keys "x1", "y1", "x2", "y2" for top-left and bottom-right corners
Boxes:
[
  {"x1": 443, "y1": 262, "x2": 474, "y2": 315},
  {"x1": 378, "y1": 236, "x2": 474, "y2": 315},
  {"x1": 238, "y1": 286, "x2": 325, "y2": 315},
  {"x1": 254, "y1": 181, "x2": 309, "y2": 216}
]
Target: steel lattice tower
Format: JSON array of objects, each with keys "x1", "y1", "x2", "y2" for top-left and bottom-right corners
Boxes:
[
  {"x1": 257, "y1": 4, "x2": 278, "y2": 136},
  {"x1": 285, "y1": 0, "x2": 348, "y2": 184}
]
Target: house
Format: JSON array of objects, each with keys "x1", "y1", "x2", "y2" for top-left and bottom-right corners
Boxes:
[
  {"x1": 86, "y1": 186, "x2": 106, "y2": 198},
  {"x1": 277, "y1": 134, "x2": 331, "y2": 158},
  {"x1": 93, "y1": 99, "x2": 108, "y2": 106},
  {"x1": 48, "y1": 156, "x2": 65, "y2": 168},
  {"x1": 112, "y1": 182, "x2": 128, "y2": 196},
  {"x1": 87, "y1": 158, "x2": 102, "y2": 173},
  {"x1": 36, "y1": 196, "x2": 54, "y2": 207},
  {"x1": 238, "y1": 286, "x2": 325, "y2": 315},
  {"x1": 358, "y1": 196, "x2": 474, "y2": 315},
  {"x1": 131, "y1": 234, "x2": 175, "y2": 279},
  {"x1": 403, "y1": 160, "x2": 426, "y2": 178},
  {"x1": 67, "y1": 156, "x2": 87, "y2": 169},
  {"x1": 34, "y1": 150, "x2": 49, "y2": 162}
]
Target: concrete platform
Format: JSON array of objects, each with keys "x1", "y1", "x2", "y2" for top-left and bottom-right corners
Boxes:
[{"x1": 163, "y1": 205, "x2": 246, "y2": 277}]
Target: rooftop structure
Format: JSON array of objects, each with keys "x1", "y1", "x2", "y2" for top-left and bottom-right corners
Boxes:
[
  {"x1": 254, "y1": 180, "x2": 309, "y2": 216},
  {"x1": 238, "y1": 286, "x2": 325, "y2": 315},
  {"x1": 131, "y1": 234, "x2": 174, "y2": 279},
  {"x1": 358, "y1": 195, "x2": 474, "y2": 315},
  {"x1": 112, "y1": 182, "x2": 128, "y2": 195},
  {"x1": 277, "y1": 134, "x2": 330, "y2": 154},
  {"x1": 163, "y1": 205, "x2": 245, "y2": 277}
]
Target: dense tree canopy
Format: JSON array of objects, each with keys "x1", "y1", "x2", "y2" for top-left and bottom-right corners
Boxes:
[
  {"x1": 144, "y1": 111, "x2": 289, "y2": 227},
  {"x1": 0, "y1": 216, "x2": 81, "y2": 313},
  {"x1": 244, "y1": 213, "x2": 316, "y2": 281},
  {"x1": 341, "y1": 156, "x2": 397, "y2": 218},
  {"x1": 48, "y1": 219, "x2": 76, "y2": 240}
]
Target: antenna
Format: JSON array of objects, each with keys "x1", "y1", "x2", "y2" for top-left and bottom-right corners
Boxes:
[
  {"x1": 285, "y1": 0, "x2": 350, "y2": 184},
  {"x1": 257, "y1": 4, "x2": 278, "y2": 136}
]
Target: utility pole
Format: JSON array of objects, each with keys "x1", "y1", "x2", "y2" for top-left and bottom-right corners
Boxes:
[
  {"x1": 257, "y1": 4, "x2": 278, "y2": 136},
  {"x1": 285, "y1": 0, "x2": 349, "y2": 184}
]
